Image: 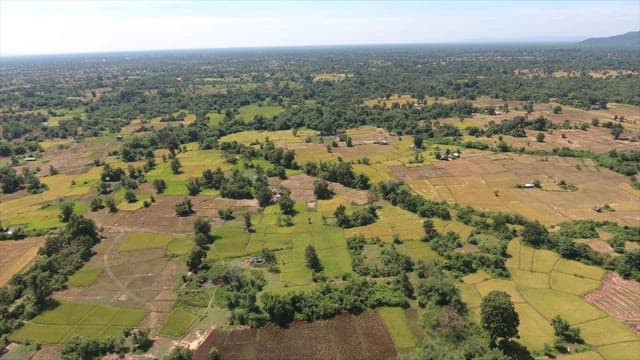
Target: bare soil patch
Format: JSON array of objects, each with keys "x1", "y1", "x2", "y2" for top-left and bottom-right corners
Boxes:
[
  {"x1": 0, "y1": 237, "x2": 45, "y2": 286},
  {"x1": 585, "y1": 273, "x2": 640, "y2": 334},
  {"x1": 194, "y1": 310, "x2": 396, "y2": 360}
]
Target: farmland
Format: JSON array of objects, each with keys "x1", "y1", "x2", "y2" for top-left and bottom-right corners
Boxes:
[{"x1": 1, "y1": 41, "x2": 639, "y2": 360}]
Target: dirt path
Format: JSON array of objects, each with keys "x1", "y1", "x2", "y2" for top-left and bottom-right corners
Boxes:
[{"x1": 102, "y1": 226, "x2": 159, "y2": 331}]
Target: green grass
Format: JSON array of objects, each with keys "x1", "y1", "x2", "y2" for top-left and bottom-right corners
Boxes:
[
  {"x1": 550, "y1": 271, "x2": 602, "y2": 295},
  {"x1": 579, "y1": 317, "x2": 639, "y2": 347},
  {"x1": 237, "y1": 104, "x2": 285, "y2": 122},
  {"x1": 597, "y1": 341, "x2": 640, "y2": 360},
  {"x1": 119, "y1": 232, "x2": 186, "y2": 252},
  {"x1": 554, "y1": 259, "x2": 605, "y2": 281},
  {"x1": 519, "y1": 287, "x2": 605, "y2": 324},
  {"x1": 206, "y1": 111, "x2": 225, "y2": 127},
  {"x1": 513, "y1": 303, "x2": 556, "y2": 350},
  {"x1": 66, "y1": 267, "x2": 103, "y2": 287},
  {"x1": 159, "y1": 307, "x2": 199, "y2": 338},
  {"x1": 166, "y1": 236, "x2": 193, "y2": 256},
  {"x1": 9, "y1": 301, "x2": 146, "y2": 343},
  {"x1": 377, "y1": 307, "x2": 418, "y2": 350}
]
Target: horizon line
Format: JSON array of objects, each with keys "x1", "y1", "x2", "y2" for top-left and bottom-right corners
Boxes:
[{"x1": 0, "y1": 39, "x2": 595, "y2": 58}]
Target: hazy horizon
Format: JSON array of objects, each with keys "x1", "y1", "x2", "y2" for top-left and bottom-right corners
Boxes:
[{"x1": 1, "y1": 0, "x2": 639, "y2": 56}]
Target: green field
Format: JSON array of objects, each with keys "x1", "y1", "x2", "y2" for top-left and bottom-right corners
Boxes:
[
  {"x1": 377, "y1": 307, "x2": 418, "y2": 350},
  {"x1": 237, "y1": 104, "x2": 285, "y2": 122},
  {"x1": 461, "y1": 239, "x2": 636, "y2": 355},
  {"x1": 159, "y1": 307, "x2": 199, "y2": 338},
  {"x1": 10, "y1": 301, "x2": 147, "y2": 344},
  {"x1": 66, "y1": 267, "x2": 103, "y2": 287}
]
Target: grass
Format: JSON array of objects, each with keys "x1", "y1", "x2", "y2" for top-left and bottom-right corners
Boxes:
[
  {"x1": 519, "y1": 287, "x2": 605, "y2": 324},
  {"x1": 0, "y1": 239, "x2": 43, "y2": 286},
  {"x1": 10, "y1": 301, "x2": 146, "y2": 343},
  {"x1": 166, "y1": 237, "x2": 193, "y2": 256},
  {"x1": 119, "y1": 232, "x2": 187, "y2": 252},
  {"x1": 236, "y1": 104, "x2": 285, "y2": 122},
  {"x1": 159, "y1": 307, "x2": 199, "y2": 338},
  {"x1": 377, "y1": 307, "x2": 418, "y2": 350},
  {"x1": 554, "y1": 259, "x2": 605, "y2": 281},
  {"x1": 550, "y1": 272, "x2": 602, "y2": 295},
  {"x1": 220, "y1": 129, "x2": 318, "y2": 146},
  {"x1": 513, "y1": 303, "x2": 556, "y2": 350},
  {"x1": 579, "y1": 317, "x2": 639, "y2": 347},
  {"x1": 66, "y1": 267, "x2": 103, "y2": 287},
  {"x1": 597, "y1": 341, "x2": 640, "y2": 360}
]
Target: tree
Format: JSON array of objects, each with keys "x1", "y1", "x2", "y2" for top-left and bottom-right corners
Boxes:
[
  {"x1": 59, "y1": 201, "x2": 75, "y2": 222},
  {"x1": 414, "y1": 134, "x2": 424, "y2": 149},
  {"x1": 186, "y1": 178, "x2": 201, "y2": 196},
  {"x1": 171, "y1": 158, "x2": 182, "y2": 174},
  {"x1": 175, "y1": 198, "x2": 194, "y2": 216},
  {"x1": 262, "y1": 293, "x2": 295, "y2": 326},
  {"x1": 305, "y1": 244, "x2": 322, "y2": 272},
  {"x1": 611, "y1": 126, "x2": 624, "y2": 140},
  {"x1": 553, "y1": 105, "x2": 562, "y2": 114},
  {"x1": 124, "y1": 190, "x2": 137, "y2": 203},
  {"x1": 132, "y1": 328, "x2": 153, "y2": 352},
  {"x1": 218, "y1": 208, "x2": 234, "y2": 220},
  {"x1": 522, "y1": 220, "x2": 549, "y2": 247},
  {"x1": 536, "y1": 132, "x2": 545, "y2": 142},
  {"x1": 152, "y1": 179, "x2": 166, "y2": 193},
  {"x1": 187, "y1": 246, "x2": 206, "y2": 273},
  {"x1": 313, "y1": 179, "x2": 334, "y2": 199},
  {"x1": 194, "y1": 218, "x2": 211, "y2": 237},
  {"x1": 422, "y1": 219, "x2": 438, "y2": 241},
  {"x1": 346, "y1": 136, "x2": 353, "y2": 147},
  {"x1": 243, "y1": 213, "x2": 253, "y2": 232},
  {"x1": 105, "y1": 196, "x2": 117, "y2": 213},
  {"x1": 278, "y1": 193, "x2": 295, "y2": 215},
  {"x1": 254, "y1": 183, "x2": 273, "y2": 207},
  {"x1": 481, "y1": 290, "x2": 519, "y2": 344},
  {"x1": 209, "y1": 347, "x2": 220, "y2": 360},
  {"x1": 165, "y1": 346, "x2": 192, "y2": 360}
]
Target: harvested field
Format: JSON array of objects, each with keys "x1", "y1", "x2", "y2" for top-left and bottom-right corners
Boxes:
[
  {"x1": 194, "y1": 310, "x2": 396, "y2": 360},
  {"x1": 396, "y1": 151, "x2": 639, "y2": 226},
  {"x1": 0, "y1": 237, "x2": 44, "y2": 286},
  {"x1": 585, "y1": 273, "x2": 640, "y2": 334}
]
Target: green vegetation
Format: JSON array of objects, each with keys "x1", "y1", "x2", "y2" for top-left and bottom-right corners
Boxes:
[{"x1": 159, "y1": 308, "x2": 199, "y2": 338}]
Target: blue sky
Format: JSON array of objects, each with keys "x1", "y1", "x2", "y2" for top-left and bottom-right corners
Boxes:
[{"x1": 1, "y1": 1, "x2": 638, "y2": 55}]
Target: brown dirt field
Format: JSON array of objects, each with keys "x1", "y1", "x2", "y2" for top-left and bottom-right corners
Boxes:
[
  {"x1": 86, "y1": 195, "x2": 258, "y2": 234},
  {"x1": 0, "y1": 237, "x2": 44, "y2": 286},
  {"x1": 195, "y1": 311, "x2": 396, "y2": 360},
  {"x1": 393, "y1": 152, "x2": 639, "y2": 226},
  {"x1": 576, "y1": 239, "x2": 619, "y2": 257},
  {"x1": 585, "y1": 273, "x2": 640, "y2": 334},
  {"x1": 279, "y1": 173, "x2": 316, "y2": 202},
  {"x1": 56, "y1": 229, "x2": 181, "y2": 334}
]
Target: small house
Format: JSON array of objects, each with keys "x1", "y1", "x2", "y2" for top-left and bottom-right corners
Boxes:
[
  {"x1": 590, "y1": 104, "x2": 601, "y2": 110},
  {"x1": 452, "y1": 152, "x2": 460, "y2": 159},
  {"x1": 115, "y1": 135, "x2": 124, "y2": 141},
  {"x1": 379, "y1": 139, "x2": 389, "y2": 145},
  {"x1": 593, "y1": 206, "x2": 602, "y2": 213},
  {"x1": 25, "y1": 157, "x2": 36, "y2": 161},
  {"x1": 523, "y1": 183, "x2": 535, "y2": 189},
  {"x1": 249, "y1": 256, "x2": 264, "y2": 264}
]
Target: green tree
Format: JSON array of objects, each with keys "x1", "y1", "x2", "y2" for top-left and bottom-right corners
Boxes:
[
  {"x1": 105, "y1": 196, "x2": 117, "y2": 213},
  {"x1": 305, "y1": 244, "x2": 322, "y2": 272},
  {"x1": 313, "y1": 179, "x2": 334, "y2": 199},
  {"x1": 165, "y1": 346, "x2": 192, "y2": 360},
  {"x1": 186, "y1": 178, "x2": 201, "y2": 195},
  {"x1": 481, "y1": 290, "x2": 520, "y2": 344},
  {"x1": 522, "y1": 220, "x2": 549, "y2": 247},
  {"x1": 187, "y1": 246, "x2": 206, "y2": 273},
  {"x1": 124, "y1": 190, "x2": 137, "y2": 203},
  {"x1": 422, "y1": 219, "x2": 438, "y2": 241},
  {"x1": 243, "y1": 212, "x2": 253, "y2": 232},
  {"x1": 175, "y1": 198, "x2": 194, "y2": 216},
  {"x1": 171, "y1": 158, "x2": 182, "y2": 174},
  {"x1": 59, "y1": 201, "x2": 75, "y2": 222},
  {"x1": 278, "y1": 193, "x2": 295, "y2": 215},
  {"x1": 194, "y1": 218, "x2": 211, "y2": 237},
  {"x1": 536, "y1": 132, "x2": 545, "y2": 142},
  {"x1": 152, "y1": 179, "x2": 166, "y2": 193},
  {"x1": 414, "y1": 134, "x2": 424, "y2": 149}
]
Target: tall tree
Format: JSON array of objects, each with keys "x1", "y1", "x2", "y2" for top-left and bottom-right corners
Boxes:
[{"x1": 480, "y1": 290, "x2": 520, "y2": 344}]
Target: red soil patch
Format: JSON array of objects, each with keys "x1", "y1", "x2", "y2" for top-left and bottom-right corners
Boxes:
[
  {"x1": 194, "y1": 311, "x2": 397, "y2": 360},
  {"x1": 585, "y1": 273, "x2": 640, "y2": 334}
]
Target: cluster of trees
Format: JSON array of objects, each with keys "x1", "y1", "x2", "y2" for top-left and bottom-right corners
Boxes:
[
  {"x1": 304, "y1": 160, "x2": 370, "y2": 190},
  {"x1": 334, "y1": 205, "x2": 378, "y2": 228},
  {"x1": 61, "y1": 328, "x2": 153, "y2": 359},
  {"x1": 0, "y1": 216, "x2": 100, "y2": 335},
  {"x1": 347, "y1": 235, "x2": 414, "y2": 277},
  {"x1": 261, "y1": 276, "x2": 409, "y2": 326},
  {"x1": 0, "y1": 165, "x2": 46, "y2": 194},
  {"x1": 187, "y1": 218, "x2": 214, "y2": 273},
  {"x1": 377, "y1": 181, "x2": 451, "y2": 219},
  {"x1": 481, "y1": 115, "x2": 553, "y2": 137}
]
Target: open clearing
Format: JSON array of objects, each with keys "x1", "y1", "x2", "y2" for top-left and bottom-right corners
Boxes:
[
  {"x1": 193, "y1": 310, "x2": 396, "y2": 360},
  {"x1": 585, "y1": 273, "x2": 640, "y2": 334}
]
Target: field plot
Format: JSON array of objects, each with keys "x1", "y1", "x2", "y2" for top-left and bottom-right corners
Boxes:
[
  {"x1": 396, "y1": 151, "x2": 639, "y2": 226},
  {"x1": 461, "y1": 239, "x2": 638, "y2": 356},
  {"x1": 236, "y1": 104, "x2": 285, "y2": 122},
  {"x1": 377, "y1": 307, "x2": 418, "y2": 350},
  {"x1": 0, "y1": 237, "x2": 44, "y2": 286},
  {"x1": 194, "y1": 310, "x2": 396, "y2": 360},
  {"x1": 9, "y1": 301, "x2": 147, "y2": 344},
  {"x1": 220, "y1": 129, "x2": 318, "y2": 147},
  {"x1": 585, "y1": 273, "x2": 640, "y2": 334},
  {"x1": 159, "y1": 307, "x2": 199, "y2": 338}
]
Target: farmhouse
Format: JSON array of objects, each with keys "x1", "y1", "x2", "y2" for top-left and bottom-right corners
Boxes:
[
  {"x1": 523, "y1": 183, "x2": 535, "y2": 189},
  {"x1": 24, "y1": 156, "x2": 36, "y2": 161},
  {"x1": 115, "y1": 135, "x2": 124, "y2": 141},
  {"x1": 590, "y1": 104, "x2": 601, "y2": 110}
]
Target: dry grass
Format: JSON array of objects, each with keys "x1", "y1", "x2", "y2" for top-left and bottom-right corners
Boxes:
[{"x1": 0, "y1": 237, "x2": 44, "y2": 286}]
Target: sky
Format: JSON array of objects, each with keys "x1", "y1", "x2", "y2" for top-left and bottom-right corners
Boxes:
[{"x1": 1, "y1": 0, "x2": 638, "y2": 56}]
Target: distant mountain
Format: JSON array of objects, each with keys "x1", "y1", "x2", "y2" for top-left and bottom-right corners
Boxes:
[{"x1": 578, "y1": 31, "x2": 640, "y2": 47}]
